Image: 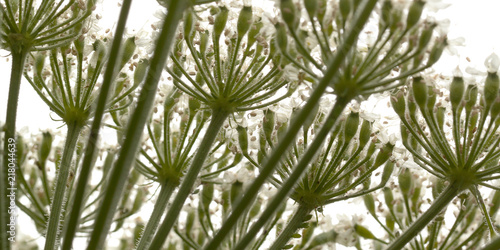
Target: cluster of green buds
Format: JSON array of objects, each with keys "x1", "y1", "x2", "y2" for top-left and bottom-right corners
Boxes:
[
  {"x1": 134, "y1": 88, "x2": 244, "y2": 248},
  {"x1": 13, "y1": 131, "x2": 145, "y2": 239},
  {"x1": 388, "y1": 62, "x2": 500, "y2": 247},
  {"x1": 235, "y1": 109, "x2": 394, "y2": 249},
  {"x1": 365, "y1": 169, "x2": 500, "y2": 249},
  {"x1": 166, "y1": 169, "x2": 281, "y2": 250},
  {"x1": 168, "y1": 4, "x2": 295, "y2": 115},
  {"x1": 25, "y1": 36, "x2": 143, "y2": 128},
  {"x1": 1, "y1": 0, "x2": 95, "y2": 53},
  {"x1": 276, "y1": 0, "x2": 445, "y2": 100}
]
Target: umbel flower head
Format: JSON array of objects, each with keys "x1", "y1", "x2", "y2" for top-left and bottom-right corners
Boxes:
[
  {"x1": 1, "y1": 0, "x2": 96, "y2": 53},
  {"x1": 24, "y1": 36, "x2": 144, "y2": 128},
  {"x1": 276, "y1": 0, "x2": 446, "y2": 100},
  {"x1": 167, "y1": 4, "x2": 295, "y2": 114},
  {"x1": 390, "y1": 56, "x2": 500, "y2": 236}
]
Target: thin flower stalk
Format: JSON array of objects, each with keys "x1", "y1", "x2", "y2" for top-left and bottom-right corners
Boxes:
[
  {"x1": 388, "y1": 67, "x2": 500, "y2": 248},
  {"x1": 60, "y1": 0, "x2": 135, "y2": 247},
  {"x1": 87, "y1": 1, "x2": 189, "y2": 248},
  {"x1": 22, "y1": 27, "x2": 139, "y2": 248},
  {"x1": 148, "y1": 3, "x2": 296, "y2": 247}
]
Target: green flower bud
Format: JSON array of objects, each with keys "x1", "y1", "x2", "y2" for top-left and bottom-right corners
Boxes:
[
  {"x1": 237, "y1": 6, "x2": 253, "y2": 39},
  {"x1": 363, "y1": 194, "x2": 376, "y2": 216},
  {"x1": 34, "y1": 53, "x2": 45, "y2": 79},
  {"x1": 263, "y1": 109, "x2": 275, "y2": 144},
  {"x1": 292, "y1": 233, "x2": 301, "y2": 238},
  {"x1": 426, "y1": 39, "x2": 446, "y2": 66},
  {"x1": 450, "y1": 76, "x2": 465, "y2": 112},
  {"x1": 201, "y1": 183, "x2": 214, "y2": 212},
  {"x1": 119, "y1": 37, "x2": 136, "y2": 71},
  {"x1": 188, "y1": 96, "x2": 201, "y2": 114},
  {"x1": 249, "y1": 198, "x2": 261, "y2": 219},
  {"x1": 412, "y1": 76, "x2": 427, "y2": 111},
  {"x1": 484, "y1": 72, "x2": 500, "y2": 107},
  {"x1": 490, "y1": 97, "x2": 500, "y2": 120},
  {"x1": 280, "y1": 0, "x2": 298, "y2": 30},
  {"x1": 383, "y1": 186, "x2": 394, "y2": 209},
  {"x1": 186, "y1": 208, "x2": 196, "y2": 234},
  {"x1": 39, "y1": 131, "x2": 53, "y2": 165},
  {"x1": 464, "y1": 85, "x2": 478, "y2": 114},
  {"x1": 283, "y1": 244, "x2": 293, "y2": 249},
  {"x1": 354, "y1": 224, "x2": 377, "y2": 240},
  {"x1": 358, "y1": 120, "x2": 371, "y2": 148},
  {"x1": 381, "y1": 160, "x2": 394, "y2": 184},
  {"x1": 386, "y1": 216, "x2": 395, "y2": 231},
  {"x1": 426, "y1": 86, "x2": 437, "y2": 110},
  {"x1": 410, "y1": 186, "x2": 421, "y2": 213},
  {"x1": 391, "y1": 90, "x2": 406, "y2": 118},
  {"x1": 390, "y1": 9, "x2": 403, "y2": 32},
  {"x1": 339, "y1": 0, "x2": 351, "y2": 21},
  {"x1": 222, "y1": 185, "x2": 230, "y2": 215},
  {"x1": 304, "y1": 0, "x2": 318, "y2": 17},
  {"x1": 374, "y1": 143, "x2": 393, "y2": 168},
  {"x1": 184, "y1": 10, "x2": 195, "y2": 38},
  {"x1": 153, "y1": 121, "x2": 162, "y2": 143},
  {"x1": 133, "y1": 59, "x2": 148, "y2": 86},
  {"x1": 230, "y1": 181, "x2": 243, "y2": 206},
  {"x1": 380, "y1": 0, "x2": 392, "y2": 27},
  {"x1": 417, "y1": 23, "x2": 436, "y2": 53},
  {"x1": 437, "y1": 107, "x2": 445, "y2": 129},
  {"x1": 344, "y1": 112, "x2": 360, "y2": 142},
  {"x1": 214, "y1": 6, "x2": 229, "y2": 39},
  {"x1": 432, "y1": 178, "x2": 446, "y2": 199},
  {"x1": 398, "y1": 168, "x2": 412, "y2": 196},
  {"x1": 237, "y1": 125, "x2": 249, "y2": 154},
  {"x1": 406, "y1": 0, "x2": 425, "y2": 29},
  {"x1": 275, "y1": 22, "x2": 288, "y2": 53},
  {"x1": 200, "y1": 30, "x2": 209, "y2": 54}
]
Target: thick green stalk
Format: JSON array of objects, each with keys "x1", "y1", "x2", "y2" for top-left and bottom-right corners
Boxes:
[
  {"x1": 87, "y1": 1, "x2": 187, "y2": 248},
  {"x1": 136, "y1": 181, "x2": 178, "y2": 249},
  {"x1": 2, "y1": 50, "x2": 28, "y2": 250},
  {"x1": 269, "y1": 204, "x2": 312, "y2": 250},
  {"x1": 148, "y1": 109, "x2": 229, "y2": 249},
  {"x1": 60, "y1": 0, "x2": 133, "y2": 248},
  {"x1": 482, "y1": 235, "x2": 500, "y2": 250},
  {"x1": 44, "y1": 122, "x2": 82, "y2": 250},
  {"x1": 386, "y1": 181, "x2": 463, "y2": 250},
  {"x1": 234, "y1": 99, "x2": 349, "y2": 250},
  {"x1": 203, "y1": 1, "x2": 377, "y2": 248}
]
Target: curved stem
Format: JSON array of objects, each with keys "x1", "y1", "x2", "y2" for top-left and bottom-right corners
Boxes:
[
  {"x1": 136, "y1": 181, "x2": 178, "y2": 249},
  {"x1": 202, "y1": 1, "x2": 378, "y2": 248},
  {"x1": 269, "y1": 204, "x2": 312, "y2": 250},
  {"x1": 87, "y1": 1, "x2": 188, "y2": 248},
  {"x1": 60, "y1": 0, "x2": 133, "y2": 248},
  {"x1": 148, "y1": 109, "x2": 229, "y2": 249},
  {"x1": 386, "y1": 181, "x2": 464, "y2": 250},
  {"x1": 2, "y1": 50, "x2": 28, "y2": 250},
  {"x1": 44, "y1": 122, "x2": 82, "y2": 250},
  {"x1": 233, "y1": 99, "x2": 349, "y2": 250}
]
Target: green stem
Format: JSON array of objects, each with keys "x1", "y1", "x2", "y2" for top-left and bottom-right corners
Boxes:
[
  {"x1": 269, "y1": 204, "x2": 312, "y2": 250},
  {"x1": 60, "y1": 0, "x2": 133, "y2": 248},
  {"x1": 44, "y1": 122, "x2": 82, "y2": 250},
  {"x1": 386, "y1": 181, "x2": 463, "y2": 250},
  {"x1": 481, "y1": 235, "x2": 500, "y2": 250},
  {"x1": 233, "y1": 99, "x2": 349, "y2": 250},
  {"x1": 136, "y1": 181, "x2": 178, "y2": 249},
  {"x1": 203, "y1": 1, "x2": 378, "y2": 248},
  {"x1": 2, "y1": 50, "x2": 28, "y2": 250},
  {"x1": 86, "y1": 1, "x2": 187, "y2": 248},
  {"x1": 148, "y1": 109, "x2": 229, "y2": 249}
]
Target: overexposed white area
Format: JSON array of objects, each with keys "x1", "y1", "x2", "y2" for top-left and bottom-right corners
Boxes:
[{"x1": 1, "y1": 0, "x2": 500, "y2": 249}]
